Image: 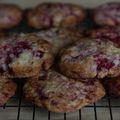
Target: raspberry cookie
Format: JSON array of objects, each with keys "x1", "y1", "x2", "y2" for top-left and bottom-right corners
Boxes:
[
  {"x1": 27, "y1": 3, "x2": 85, "y2": 29},
  {"x1": 0, "y1": 4, "x2": 22, "y2": 29},
  {"x1": 34, "y1": 27, "x2": 83, "y2": 55},
  {"x1": 105, "y1": 77, "x2": 120, "y2": 97},
  {"x1": 0, "y1": 34, "x2": 53, "y2": 78},
  {"x1": 87, "y1": 27, "x2": 120, "y2": 47},
  {"x1": 93, "y1": 2, "x2": 120, "y2": 26},
  {"x1": 0, "y1": 76, "x2": 17, "y2": 106},
  {"x1": 59, "y1": 38, "x2": 120, "y2": 79},
  {"x1": 23, "y1": 70, "x2": 105, "y2": 112}
]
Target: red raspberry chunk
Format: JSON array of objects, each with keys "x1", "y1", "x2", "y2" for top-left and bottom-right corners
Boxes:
[
  {"x1": 94, "y1": 54, "x2": 115, "y2": 71},
  {"x1": 0, "y1": 41, "x2": 31, "y2": 73}
]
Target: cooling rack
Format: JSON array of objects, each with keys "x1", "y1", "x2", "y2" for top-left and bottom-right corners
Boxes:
[{"x1": 0, "y1": 88, "x2": 119, "y2": 120}]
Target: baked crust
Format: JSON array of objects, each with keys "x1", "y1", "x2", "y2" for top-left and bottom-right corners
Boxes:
[
  {"x1": 0, "y1": 76, "x2": 17, "y2": 106},
  {"x1": 59, "y1": 38, "x2": 120, "y2": 79},
  {"x1": 27, "y1": 3, "x2": 85, "y2": 29},
  {"x1": 33, "y1": 27, "x2": 83, "y2": 55},
  {"x1": 0, "y1": 33, "x2": 54, "y2": 78},
  {"x1": 93, "y1": 2, "x2": 120, "y2": 26},
  {"x1": 0, "y1": 4, "x2": 22, "y2": 29},
  {"x1": 86, "y1": 27, "x2": 120, "y2": 47},
  {"x1": 23, "y1": 70, "x2": 105, "y2": 112}
]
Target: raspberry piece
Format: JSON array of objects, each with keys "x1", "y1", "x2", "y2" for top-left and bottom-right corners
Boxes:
[
  {"x1": 95, "y1": 56, "x2": 114, "y2": 71},
  {"x1": 33, "y1": 50, "x2": 44, "y2": 58},
  {"x1": 0, "y1": 41, "x2": 31, "y2": 73}
]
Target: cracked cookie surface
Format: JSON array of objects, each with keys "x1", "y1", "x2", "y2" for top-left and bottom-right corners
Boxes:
[
  {"x1": 0, "y1": 4, "x2": 22, "y2": 29},
  {"x1": 23, "y1": 70, "x2": 105, "y2": 112},
  {"x1": 0, "y1": 76, "x2": 17, "y2": 106},
  {"x1": 0, "y1": 33, "x2": 53, "y2": 78},
  {"x1": 59, "y1": 38, "x2": 120, "y2": 79},
  {"x1": 27, "y1": 3, "x2": 85, "y2": 29},
  {"x1": 93, "y1": 2, "x2": 120, "y2": 26}
]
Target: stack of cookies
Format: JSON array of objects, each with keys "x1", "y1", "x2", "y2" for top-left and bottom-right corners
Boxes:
[{"x1": 0, "y1": 2, "x2": 120, "y2": 113}]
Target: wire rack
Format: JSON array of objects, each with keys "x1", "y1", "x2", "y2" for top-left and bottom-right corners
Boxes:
[
  {"x1": 0, "y1": 79, "x2": 120, "y2": 120},
  {"x1": 0, "y1": 91, "x2": 120, "y2": 120}
]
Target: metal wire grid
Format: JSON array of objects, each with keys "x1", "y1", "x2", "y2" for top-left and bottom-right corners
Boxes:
[{"x1": 0, "y1": 88, "x2": 120, "y2": 120}]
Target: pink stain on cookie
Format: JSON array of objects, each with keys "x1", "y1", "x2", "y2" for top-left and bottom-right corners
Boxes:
[
  {"x1": 0, "y1": 41, "x2": 31, "y2": 72},
  {"x1": 96, "y1": 2, "x2": 120, "y2": 25},
  {"x1": 13, "y1": 41, "x2": 31, "y2": 56},
  {"x1": 0, "y1": 40, "x2": 44, "y2": 73},
  {"x1": 94, "y1": 54, "x2": 115, "y2": 71},
  {"x1": 37, "y1": 10, "x2": 53, "y2": 27},
  {"x1": 8, "y1": 16, "x2": 17, "y2": 23},
  {"x1": 0, "y1": 14, "x2": 16, "y2": 24},
  {"x1": 95, "y1": 27, "x2": 120, "y2": 47},
  {"x1": 57, "y1": 3, "x2": 72, "y2": 15},
  {"x1": 37, "y1": 3, "x2": 81, "y2": 27},
  {"x1": 51, "y1": 100, "x2": 59, "y2": 105},
  {"x1": 0, "y1": 6, "x2": 20, "y2": 25}
]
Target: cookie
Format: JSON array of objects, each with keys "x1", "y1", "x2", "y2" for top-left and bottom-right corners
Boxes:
[
  {"x1": 0, "y1": 4, "x2": 22, "y2": 29},
  {"x1": 93, "y1": 2, "x2": 120, "y2": 26},
  {"x1": 105, "y1": 77, "x2": 120, "y2": 97},
  {"x1": 0, "y1": 76, "x2": 17, "y2": 106},
  {"x1": 0, "y1": 33, "x2": 53, "y2": 78},
  {"x1": 34, "y1": 27, "x2": 83, "y2": 55},
  {"x1": 87, "y1": 26, "x2": 120, "y2": 47},
  {"x1": 23, "y1": 70, "x2": 105, "y2": 112},
  {"x1": 27, "y1": 3, "x2": 85, "y2": 29},
  {"x1": 59, "y1": 38, "x2": 120, "y2": 79}
]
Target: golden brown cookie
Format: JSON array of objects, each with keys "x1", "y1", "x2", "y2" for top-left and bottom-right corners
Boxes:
[
  {"x1": 0, "y1": 33, "x2": 53, "y2": 78},
  {"x1": 87, "y1": 26, "x2": 120, "y2": 47},
  {"x1": 27, "y1": 3, "x2": 85, "y2": 29},
  {"x1": 59, "y1": 38, "x2": 120, "y2": 79},
  {"x1": 34, "y1": 27, "x2": 83, "y2": 55},
  {"x1": 93, "y1": 2, "x2": 120, "y2": 26},
  {"x1": 0, "y1": 76, "x2": 17, "y2": 106},
  {"x1": 0, "y1": 4, "x2": 22, "y2": 29},
  {"x1": 23, "y1": 70, "x2": 105, "y2": 112}
]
